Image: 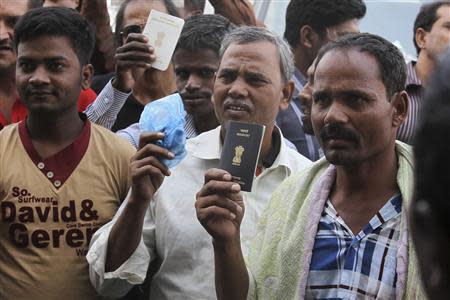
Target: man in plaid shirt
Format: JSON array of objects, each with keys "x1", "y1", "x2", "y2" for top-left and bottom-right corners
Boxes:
[{"x1": 197, "y1": 33, "x2": 425, "y2": 299}]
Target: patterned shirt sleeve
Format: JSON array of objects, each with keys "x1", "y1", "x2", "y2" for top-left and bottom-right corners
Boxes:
[{"x1": 84, "y1": 79, "x2": 130, "y2": 130}]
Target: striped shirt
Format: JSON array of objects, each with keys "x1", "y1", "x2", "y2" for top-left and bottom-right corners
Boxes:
[
  {"x1": 306, "y1": 194, "x2": 402, "y2": 299},
  {"x1": 84, "y1": 80, "x2": 130, "y2": 130},
  {"x1": 397, "y1": 61, "x2": 423, "y2": 144},
  {"x1": 276, "y1": 68, "x2": 322, "y2": 161}
]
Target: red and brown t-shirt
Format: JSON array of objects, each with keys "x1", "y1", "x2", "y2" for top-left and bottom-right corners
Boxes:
[{"x1": 0, "y1": 120, "x2": 135, "y2": 300}]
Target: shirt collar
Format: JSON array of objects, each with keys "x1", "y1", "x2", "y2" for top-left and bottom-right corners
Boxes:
[
  {"x1": 187, "y1": 125, "x2": 294, "y2": 175},
  {"x1": 292, "y1": 67, "x2": 307, "y2": 96},
  {"x1": 184, "y1": 113, "x2": 198, "y2": 139},
  {"x1": 405, "y1": 61, "x2": 422, "y2": 87}
]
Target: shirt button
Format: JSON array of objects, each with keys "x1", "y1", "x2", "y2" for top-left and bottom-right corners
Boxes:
[
  {"x1": 54, "y1": 180, "x2": 61, "y2": 188},
  {"x1": 47, "y1": 171, "x2": 54, "y2": 179},
  {"x1": 37, "y1": 162, "x2": 45, "y2": 169}
]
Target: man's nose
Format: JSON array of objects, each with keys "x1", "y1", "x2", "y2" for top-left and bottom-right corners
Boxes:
[
  {"x1": 185, "y1": 74, "x2": 201, "y2": 92},
  {"x1": 0, "y1": 20, "x2": 13, "y2": 41},
  {"x1": 323, "y1": 100, "x2": 349, "y2": 125},
  {"x1": 227, "y1": 77, "x2": 248, "y2": 99},
  {"x1": 29, "y1": 65, "x2": 51, "y2": 85}
]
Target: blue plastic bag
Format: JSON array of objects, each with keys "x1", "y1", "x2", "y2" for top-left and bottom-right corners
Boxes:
[{"x1": 139, "y1": 93, "x2": 187, "y2": 168}]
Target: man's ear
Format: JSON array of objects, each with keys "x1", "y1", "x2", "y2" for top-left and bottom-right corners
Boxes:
[
  {"x1": 280, "y1": 80, "x2": 294, "y2": 110},
  {"x1": 415, "y1": 28, "x2": 428, "y2": 51},
  {"x1": 299, "y1": 25, "x2": 320, "y2": 49},
  {"x1": 81, "y1": 64, "x2": 94, "y2": 90},
  {"x1": 391, "y1": 90, "x2": 409, "y2": 128}
]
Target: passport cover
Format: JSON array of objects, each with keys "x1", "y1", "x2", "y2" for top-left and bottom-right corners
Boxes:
[
  {"x1": 143, "y1": 10, "x2": 185, "y2": 71},
  {"x1": 219, "y1": 121, "x2": 265, "y2": 192}
]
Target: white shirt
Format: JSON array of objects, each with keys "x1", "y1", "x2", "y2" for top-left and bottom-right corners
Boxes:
[{"x1": 87, "y1": 126, "x2": 311, "y2": 299}]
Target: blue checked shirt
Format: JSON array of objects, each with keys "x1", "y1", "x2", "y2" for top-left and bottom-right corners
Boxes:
[{"x1": 306, "y1": 194, "x2": 402, "y2": 299}]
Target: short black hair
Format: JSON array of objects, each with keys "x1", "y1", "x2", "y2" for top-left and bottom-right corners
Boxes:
[
  {"x1": 284, "y1": 0, "x2": 366, "y2": 49},
  {"x1": 28, "y1": 0, "x2": 43, "y2": 9},
  {"x1": 114, "y1": 0, "x2": 179, "y2": 47},
  {"x1": 414, "y1": 47, "x2": 450, "y2": 227},
  {"x1": 175, "y1": 14, "x2": 235, "y2": 57},
  {"x1": 413, "y1": 1, "x2": 450, "y2": 54},
  {"x1": 14, "y1": 7, "x2": 95, "y2": 66},
  {"x1": 315, "y1": 33, "x2": 406, "y2": 98},
  {"x1": 185, "y1": 0, "x2": 206, "y2": 12}
]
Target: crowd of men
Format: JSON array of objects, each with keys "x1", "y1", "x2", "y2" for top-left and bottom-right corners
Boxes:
[{"x1": 0, "y1": 0, "x2": 449, "y2": 299}]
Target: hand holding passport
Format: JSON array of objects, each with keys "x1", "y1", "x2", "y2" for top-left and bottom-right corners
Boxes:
[{"x1": 219, "y1": 121, "x2": 266, "y2": 192}]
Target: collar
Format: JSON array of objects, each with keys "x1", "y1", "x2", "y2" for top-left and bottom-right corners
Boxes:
[
  {"x1": 18, "y1": 113, "x2": 91, "y2": 189},
  {"x1": 405, "y1": 61, "x2": 422, "y2": 88},
  {"x1": 184, "y1": 113, "x2": 198, "y2": 139},
  {"x1": 187, "y1": 125, "x2": 294, "y2": 175}
]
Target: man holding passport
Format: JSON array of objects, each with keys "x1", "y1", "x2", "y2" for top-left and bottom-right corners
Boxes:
[{"x1": 87, "y1": 26, "x2": 311, "y2": 299}]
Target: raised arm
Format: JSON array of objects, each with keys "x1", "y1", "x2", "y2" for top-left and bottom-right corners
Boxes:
[
  {"x1": 85, "y1": 33, "x2": 156, "y2": 128},
  {"x1": 80, "y1": 0, "x2": 116, "y2": 73},
  {"x1": 208, "y1": 0, "x2": 257, "y2": 26},
  {"x1": 105, "y1": 131, "x2": 173, "y2": 272},
  {"x1": 195, "y1": 168, "x2": 249, "y2": 300}
]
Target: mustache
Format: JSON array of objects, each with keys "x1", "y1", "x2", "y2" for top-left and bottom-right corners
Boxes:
[
  {"x1": 180, "y1": 91, "x2": 212, "y2": 100},
  {"x1": 0, "y1": 39, "x2": 13, "y2": 49},
  {"x1": 320, "y1": 123, "x2": 359, "y2": 143},
  {"x1": 24, "y1": 88, "x2": 55, "y2": 96}
]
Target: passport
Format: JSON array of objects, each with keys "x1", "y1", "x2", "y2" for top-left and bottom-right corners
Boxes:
[
  {"x1": 143, "y1": 9, "x2": 185, "y2": 71},
  {"x1": 219, "y1": 121, "x2": 265, "y2": 192}
]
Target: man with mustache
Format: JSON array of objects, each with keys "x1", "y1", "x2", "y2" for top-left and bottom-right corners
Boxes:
[
  {"x1": 197, "y1": 33, "x2": 426, "y2": 299},
  {"x1": 87, "y1": 26, "x2": 311, "y2": 299},
  {"x1": 277, "y1": 0, "x2": 366, "y2": 161}
]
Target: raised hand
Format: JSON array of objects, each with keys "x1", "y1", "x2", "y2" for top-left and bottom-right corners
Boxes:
[
  {"x1": 113, "y1": 33, "x2": 156, "y2": 92},
  {"x1": 195, "y1": 168, "x2": 245, "y2": 244},
  {"x1": 129, "y1": 131, "x2": 173, "y2": 204}
]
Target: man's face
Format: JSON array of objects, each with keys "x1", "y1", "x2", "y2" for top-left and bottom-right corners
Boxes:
[
  {"x1": 423, "y1": 5, "x2": 450, "y2": 61},
  {"x1": 299, "y1": 60, "x2": 316, "y2": 135},
  {"x1": 213, "y1": 41, "x2": 290, "y2": 130},
  {"x1": 43, "y1": 0, "x2": 79, "y2": 9},
  {"x1": 173, "y1": 48, "x2": 218, "y2": 117},
  {"x1": 312, "y1": 49, "x2": 397, "y2": 166},
  {"x1": 0, "y1": 0, "x2": 28, "y2": 72},
  {"x1": 16, "y1": 35, "x2": 89, "y2": 114}
]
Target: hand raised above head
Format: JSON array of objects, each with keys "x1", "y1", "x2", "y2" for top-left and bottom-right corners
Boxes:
[
  {"x1": 195, "y1": 168, "x2": 245, "y2": 244},
  {"x1": 129, "y1": 131, "x2": 173, "y2": 204},
  {"x1": 113, "y1": 33, "x2": 156, "y2": 92}
]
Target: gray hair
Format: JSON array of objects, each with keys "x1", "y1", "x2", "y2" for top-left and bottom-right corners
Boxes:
[{"x1": 219, "y1": 26, "x2": 294, "y2": 83}]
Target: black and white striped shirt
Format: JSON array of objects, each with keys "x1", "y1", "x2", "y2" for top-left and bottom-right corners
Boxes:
[{"x1": 397, "y1": 61, "x2": 424, "y2": 144}]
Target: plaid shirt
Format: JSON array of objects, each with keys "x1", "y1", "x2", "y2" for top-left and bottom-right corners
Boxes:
[{"x1": 306, "y1": 194, "x2": 402, "y2": 299}]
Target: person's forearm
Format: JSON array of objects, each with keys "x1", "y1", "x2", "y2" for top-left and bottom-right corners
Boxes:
[
  {"x1": 105, "y1": 197, "x2": 149, "y2": 272},
  {"x1": 213, "y1": 238, "x2": 249, "y2": 300},
  {"x1": 80, "y1": 0, "x2": 116, "y2": 73},
  {"x1": 209, "y1": 0, "x2": 257, "y2": 26}
]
